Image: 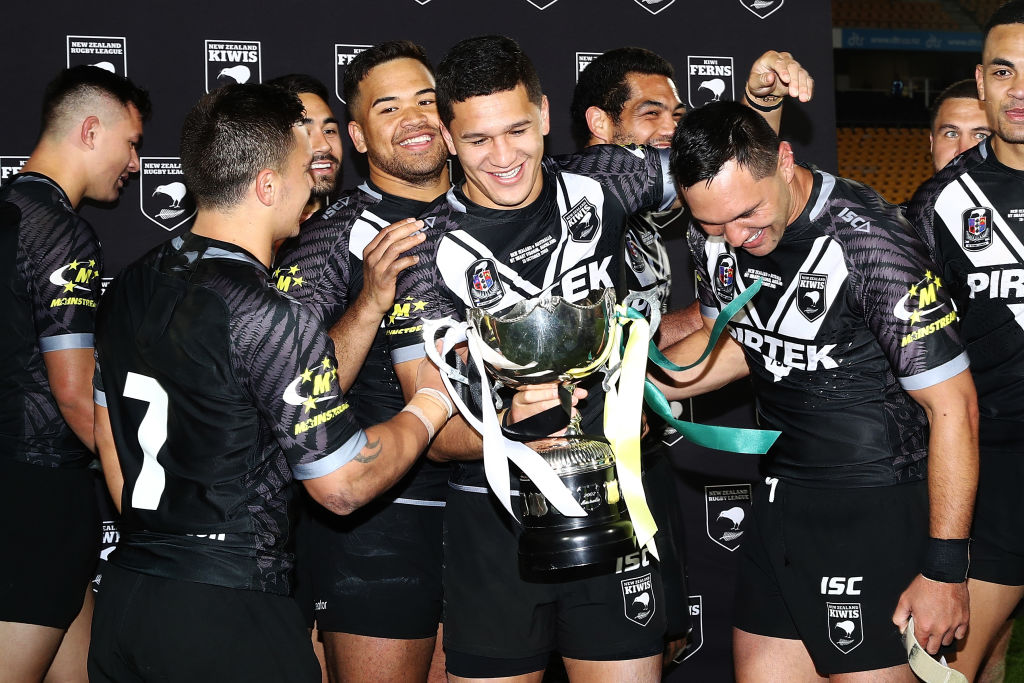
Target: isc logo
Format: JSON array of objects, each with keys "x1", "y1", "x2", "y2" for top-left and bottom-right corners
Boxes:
[
  {"x1": 689, "y1": 602, "x2": 701, "y2": 616},
  {"x1": 820, "y1": 576, "x2": 863, "y2": 596}
]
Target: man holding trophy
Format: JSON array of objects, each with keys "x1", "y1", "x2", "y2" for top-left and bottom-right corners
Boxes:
[{"x1": 384, "y1": 35, "x2": 811, "y2": 682}]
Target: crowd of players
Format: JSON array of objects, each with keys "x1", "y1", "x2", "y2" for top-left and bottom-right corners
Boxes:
[{"x1": 2, "y1": 2, "x2": 1024, "y2": 682}]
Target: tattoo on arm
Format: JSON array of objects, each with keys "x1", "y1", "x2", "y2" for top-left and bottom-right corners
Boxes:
[{"x1": 353, "y1": 437, "x2": 381, "y2": 463}]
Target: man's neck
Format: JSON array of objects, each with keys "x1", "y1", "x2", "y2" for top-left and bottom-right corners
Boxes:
[
  {"x1": 20, "y1": 145, "x2": 85, "y2": 208},
  {"x1": 190, "y1": 211, "x2": 275, "y2": 268},
  {"x1": 786, "y1": 165, "x2": 815, "y2": 227},
  {"x1": 991, "y1": 136, "x2": 1024, "y2": 171},
  {"x1": 368, "y1": 166, "x2": 450, "y2": 202}
]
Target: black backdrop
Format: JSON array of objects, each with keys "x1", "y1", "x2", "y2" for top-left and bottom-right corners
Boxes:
[{"x1": 0, "y1": 2, "x2": 834, "y2": 680}]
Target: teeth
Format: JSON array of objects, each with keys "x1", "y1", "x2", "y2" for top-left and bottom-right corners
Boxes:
[
  {"x1": 311, "y1": 162, "x2": 331, "y2": 169},
  {"x1": 744, "y1": 229, "x2": 763, "y2": 244},
  {"x1": 493, "y1": 166, "x2": 521, "y2": 179},
  {"x1": 400, "y1": 135, "x2": 431, "y2": 146}
]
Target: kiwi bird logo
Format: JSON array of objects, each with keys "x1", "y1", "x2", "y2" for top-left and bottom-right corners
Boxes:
[
  {"x1": 90, "y1": 61, "x2": 116, "y2": 73},
  {"x1": 835, "y1": 621, "x2": 855, "y2": 637},
  {"x1": 699, "y1": 78, "x2": 726, "y2": 101},
  {"x1": 717, "y1": 506, "x2": 745, "y2": 530},
  {"x1": 218, "y1": 65, "x2": 251, "y2": 84},
  {"x1": 153, "y1": 182, "x2": 187, "y2": 209}
]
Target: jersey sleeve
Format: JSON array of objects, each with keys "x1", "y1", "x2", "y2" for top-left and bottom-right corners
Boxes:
[
  {"x1": 851, "y1": 196, "x2": 968, "y2": 391},
  {"x1": 687, "y1": 223, "x2": 720, "y2": 318},
  {"x1": 23, "y1": 208, "x2": 102, "y2": 353},
  {"x1": 273, "y1": 212, "x2": 354, "y2": 326},
  {"x1": 246, "y1": 298, "x2": 367, "y2": 480},
  {"x1": 383, "y1": 209, "x2": 461, "y2": 366},
  {"x1": 553, "y1": 144, "x2": 674, "y2": 216}
]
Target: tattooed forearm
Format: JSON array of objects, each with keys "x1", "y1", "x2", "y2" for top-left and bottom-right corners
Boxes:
[{"x1": 354, "y1": 437, "x2": 382, "y2": 463}]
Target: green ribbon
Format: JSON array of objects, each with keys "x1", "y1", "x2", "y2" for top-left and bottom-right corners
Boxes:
[{"x1": 623, "y1": 278, "x2": 780, "y2": 455}]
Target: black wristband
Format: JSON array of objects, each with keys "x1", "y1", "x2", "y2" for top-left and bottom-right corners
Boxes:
[
  {"x1": 921, "y1": 537, "x2": 970, "y2": 583},
  {"x1": 744, "y1": 89, "x2": 783, "y2": 113}
]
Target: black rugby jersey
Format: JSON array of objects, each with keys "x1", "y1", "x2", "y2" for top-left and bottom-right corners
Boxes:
[
  {"x1": 619, "y1": 207, "x2": 684, "y2": 318},
  {"x1": 692, "y1": 168, "x2": 967, "y2": 486},
  {"x1": 274, "y1": 181, "x2": 449, "y2": 503},
  {"x1": 907, "y1": 138, "x2": 1024, "y2": 452},
  {"x1": 385, "y1": 144, "x2": 672, "y2": 488},
  {"x1": 0, "y1": 173, "x2": 102, "y2": 468},
  {"x1": 95, "y1": 233, "x2": 365, "y2": 594}
]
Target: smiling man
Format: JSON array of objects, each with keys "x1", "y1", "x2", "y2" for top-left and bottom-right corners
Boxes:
[
  {"x1": 656, "y1": 100, "x2": 978, "y2": 681},
  {"x1": 0, "y1": 65, "x2": 149, "y2": 683},
  {"x1": 906, "y1": 2, "x2": 1024, "y2": 678}
]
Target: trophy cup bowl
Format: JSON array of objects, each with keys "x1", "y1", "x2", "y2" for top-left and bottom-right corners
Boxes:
[{"x1": 468, "y1": 288, "x2": 637, "y2": 575}]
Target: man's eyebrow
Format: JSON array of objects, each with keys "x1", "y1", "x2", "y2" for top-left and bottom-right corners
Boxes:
[
  {"x1": 691, "y1": 202, "x2": 761, "y2": 225},
  {"x1": 991, "y1": 57, "x2": 1016, "y2": 68},
  {"x1": 371, "y1": 95, "x2": 397, "y2": 108},
  {"x1": 459, "y1": 119, "x2": 532, "y2": 140}
]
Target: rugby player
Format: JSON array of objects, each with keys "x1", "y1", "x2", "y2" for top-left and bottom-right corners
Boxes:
[
  {"x1": 0, "y1": 65, "x2": 148, "y2": 683},
  {"x1": 273, "y1": 41, "x2": 453, "y2": 683},
  {"x1": 928, "y1": 79, "x2": 991, "y2": 173},
  {"x1": 906, "y1": 2, "x2": 1024, "y2": 678},
  {"x1": 86, "y1": 83, "x2": 458, "y2": 682},
  {"x1": 657, "y1": 100, "x2": 978, "y2": 681}
]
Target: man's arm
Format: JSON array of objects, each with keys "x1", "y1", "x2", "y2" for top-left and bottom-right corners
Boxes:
[
  {"x1": 94, "y1": 404, "x2": 123, "y2": 514},
  {"x1": 742, "y1": 50, "x2": 814, "y2": 134},
  {"x1": 327, "y1": 218, "x2": 424, "y2": 392},
  {"x1": 648, "y1": 314, "x2": 750, "y2": 400},
  {"x1": 394, "y1": 358, "x2": 482, "y2": 461},
  {"x1": 654, "y1": 301, "x2": 704, "y2": 350},
  {"x1": 892, "y1": 368, "x2": 979, "y2": 655},
  {"x1": 43, "y1": 347, "x2": 95, "y2": 451}
]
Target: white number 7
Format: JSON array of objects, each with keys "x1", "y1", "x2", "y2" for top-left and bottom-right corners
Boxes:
[{"x1": 124, "y1": 372, "x2": 168, "y2": 510}]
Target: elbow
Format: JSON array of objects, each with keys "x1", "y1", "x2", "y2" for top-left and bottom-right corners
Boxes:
[{"x1": 318, "y1": 490, "x2": 364, "y2": 516}]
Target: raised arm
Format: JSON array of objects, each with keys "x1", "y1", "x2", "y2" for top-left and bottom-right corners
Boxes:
[{"x1": 742, "y1": 50, "x2": 814, "y2": 134}]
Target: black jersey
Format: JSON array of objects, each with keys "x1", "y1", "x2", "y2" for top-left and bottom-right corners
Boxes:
[
  {"x1": 619, "y1": 207, "x2": 684, "y2": 317},
  {"x1": 95, "y1": 233, "x2": 365, "y2": 594},
  {"x1": 274, "y1": 182, "x2": 449, "y2": 503},
  {"x1": 692, "y1": 169, "x2": 967, "y2": 487},
  {"x1": 0, "y1": 173, "x2": 102, "y2": 468},
  {"x1": 385, "y1": 144, "x2": 672, "y2": 488},
  {"x1": 907, "y1": 138, "x2": 1024, "y2": 452}
]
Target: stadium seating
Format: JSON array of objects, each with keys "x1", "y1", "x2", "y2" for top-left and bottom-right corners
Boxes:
[
  {"x1": 833, "y1": 0, "x2": 960, "y2": 30},
  {"x1": 836, "y1": 127, "x2": 934, "y2": 204}
]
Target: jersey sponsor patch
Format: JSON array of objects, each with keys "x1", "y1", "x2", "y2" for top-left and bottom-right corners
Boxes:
[
  {"x1": 205, "y1": 39, "x2": 261, "y2": 93},
  {"x1": 273, "y1": 264, "x2": 305, "y2": 293},
  {"x1": 705, "y1": 484, "x2": 750, "y2": 551},
  {"x1": 714, "y1": 253, "x2": 736, "y2": 303},
  {"x1": 621, "y1": 573, "x2": 656, "y2": 626},
  {"x1": 282, "y1": 357, "x2": 349, "y2": 435},
  {"x1": 465, "y1": 258, "x2": 504, "y2": 307},
  {"x1": 963, "y1": 206, "x2": 993, "y2": 251},
  {"x1": 49, "y1": 257, "x2": 99, "y2": 304},
  {"x1": 827, "y1": 602, "x2": 864, "y2": 654},
  {"x1": 563, "y1": 196, "x2": 600, "y2": 242},
  {"x1": 797, "y1": 272, "x2": 828, "y2": 322}
]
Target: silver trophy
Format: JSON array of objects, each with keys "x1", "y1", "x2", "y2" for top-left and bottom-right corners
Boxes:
[{"x1": 468, "y1": 288, "x2": 637, "y2": 574}]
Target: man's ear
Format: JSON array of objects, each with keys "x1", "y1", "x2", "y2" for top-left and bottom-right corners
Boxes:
[
  {"x1": 254, "y1": 168, "x2": 276, "y2": 207},
  {"x1": 539, "y1": 94, "x2": 551, "y2": 136},
  {"x1": 778, "y1": 141, "x2": 796, "y2": 182},
  {"x1": 976, "y1": 64, "x2": 986, "y2": 101},
  {"x1": 80, "y1": 115, "x2": 101, "y2": 149},
  {"x1": 348, "y1": 120, "x2": 367, "y2": 153},
  {"x1": 585, "y1": 106, "x2": 614, "y2": 145},
  {"x1": 440, "y1": 122, "x2": 457, "y2": 156}
]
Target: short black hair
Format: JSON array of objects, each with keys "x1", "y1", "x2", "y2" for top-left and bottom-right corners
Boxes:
[
  {"x1": 266, "y1": 73, "x2": 330, "y2": 105},
  {"x1": 929, "y1": 79, "x2": 981, "y2": 130},
  {"x1": 436, "y1": 35, "x2": 543, "y2": 127},
  {"x1": 570, "y1": 47, "x2": 676, "y2": 149},
  {"x1": 984, "y1": 0, "x2": 1024, "y2": 41},
  {"x1": 342, "y1": 40, "x2": 433, "y2": 109},
  {"x1": 41, "y1": 65, "x2": 151, "y2": 135},
  {"x1": 180, "y1": 84, "x2": 304, "y2": 210},
  {"x1": 670, "y1": 100, "x2": 779, "y2": 189}
]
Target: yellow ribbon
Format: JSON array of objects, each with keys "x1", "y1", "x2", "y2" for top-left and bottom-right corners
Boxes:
[{"x1": 604, "y1": 305, "x2": 659, "y2": 560}]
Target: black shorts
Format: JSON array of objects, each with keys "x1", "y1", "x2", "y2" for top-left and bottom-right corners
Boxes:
[
  {"x1": 442, "y1": 486, "x2": 665, "y2": 678},
  {"x1": 306, "y1": 495, "x2": 444, "y2": 638},
  {"x1": 89, "y1": 563, "x2": 320, "y2": 683},
  {"x1": 969, "y1": 449, "x2": 1024, "y2": 585},
  {"x1": 734, "y1": 477, "x2": 928, "y2": 675},
  {"x1": 0, "y1": 458, "x2": 99, "y2": 629},
  {"x1": 643, "y1": 448, "x2": 690, "y2": 640}
]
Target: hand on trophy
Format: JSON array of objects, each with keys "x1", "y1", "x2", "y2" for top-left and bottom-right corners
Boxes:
[{"x1": 509, "y1": 383, "x2": 588, "y2": 435}]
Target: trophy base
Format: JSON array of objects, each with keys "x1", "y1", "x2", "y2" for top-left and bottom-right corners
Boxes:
[{"x1": 518, "y1": 519, "x2": 637, "y2": 576}]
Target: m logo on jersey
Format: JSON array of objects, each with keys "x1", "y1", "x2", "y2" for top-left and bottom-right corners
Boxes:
[
  {"x1": 564, "y1": 197, "x2": 600, "y2": 242},
  {"x1": 336, "y1": 44, "x2": 372, "y2": 103},
  {"x1": 797, "y1": 272, "x2": 827, "y2": 322},
  {"x1": 740, "y1": 0, "x2": 784, "y2": 18},
  {"x1": 827, "y1": 602, "x2": 864, "y2": 654},
  {"x1": 705, "y1": 484, "x2": 750, "y2": 551},
  {"x1": 206, "y1": 40, "x2": 261, "y2": 93},
  {"x1": 963, "y1": 206, "x2": 993, "y2": 251},
  {"x1": 1, "y1": 156, "x2": 27, "y2": 182},
  {"x1": 49, "y1": 257, "x2": 98, "y2": 306},
  {"x1": 466, "y1": 258, "x2": 505, "y2": 307},
  {"x1": 140, "y1": 158, "x2": 197, "y2": 231},
  {"x1": 688, "y1": 56, "x2": 734, "y2": 108},
  {"x1": 678, "y1": 595, "x2": 704, "y2": 661},
  {"x1": 633, "y1": 0, "x2": 676, "y2": 15},
  {"x1": 274, "y1": 265, "x2": 304, "y2": 293},
  {"x1": 576, "y1": 52, "x2": 602, "y2": 81},
  {"x1": 67, "y1": 36, "x2": 127, "y2": 75},
  {"x1": 621, "y1": 573, "x2": 656, "y2": 626},
  {"x1": 893, "y1": 270, "x2": 947, "y2": 325},
  {"x1": 714, "y1": 253, "x2": 736, "y2": 303}
]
